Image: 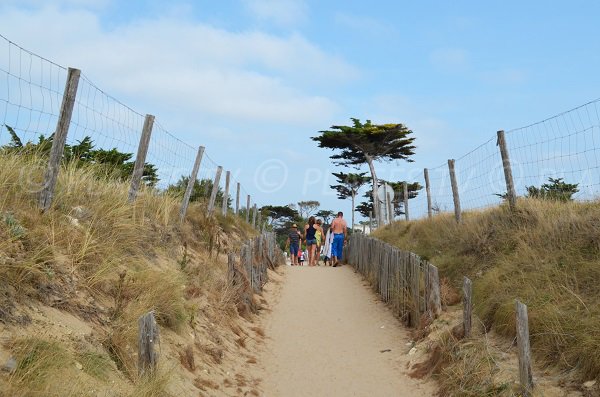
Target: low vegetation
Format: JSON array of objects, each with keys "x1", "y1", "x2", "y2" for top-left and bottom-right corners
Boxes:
[
  {"x1": 0, "y1": 151, "x2": 259, "y2": 396},
  {"x1": 375, "y1": 198, "x2": 600, "y2": 392}
]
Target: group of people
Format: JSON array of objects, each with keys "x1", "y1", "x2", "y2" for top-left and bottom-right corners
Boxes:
[{"x1": 286, "y1": 211, "x2": 348, "y2": 267}]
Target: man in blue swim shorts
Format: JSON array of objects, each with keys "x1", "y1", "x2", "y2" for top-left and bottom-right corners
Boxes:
[{"x1": 329, "y1": 211, "x2": 347, "y2": 267}]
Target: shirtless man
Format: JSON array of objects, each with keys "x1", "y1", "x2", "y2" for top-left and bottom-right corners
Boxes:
[{"x1": 330, "y1": 211, "x2": 347, "y2": 267}]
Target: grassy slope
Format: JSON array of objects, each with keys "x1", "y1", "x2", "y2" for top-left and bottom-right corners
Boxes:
[
  {"x1": 0, "y1": 153, "x2": 261, "y2": 396},
  {"x1": 375, "y1": 199, "x2": 600, "y2": 383}
]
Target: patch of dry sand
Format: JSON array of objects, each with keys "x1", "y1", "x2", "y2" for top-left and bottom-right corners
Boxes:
[{"x1": 255, "y1": 265, "x2": 436, "y2": 397}]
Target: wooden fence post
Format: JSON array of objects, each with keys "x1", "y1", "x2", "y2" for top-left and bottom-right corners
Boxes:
[
  {"x1": 411, "y1": 254, "x2": 421, "y2": 328},
  {"x1": 497, "y1": 130, "x2": 517, "y2": 210},
  {"x1": 138, "y1": 311, "x2": 159, "y2": 376},
  {"x1": 424, "y1": 168, "x2": 433, "y2": 219},
  {"x1": 246, "y1": 195, "x2": 251, "y2": 223},
  {"x1": 207, "y1": 166, "x2": 223, "y2": 214},
  {"x1": 463, "y1": 276, "x2": 472, "y2": 337},
  {"x1": 252, "y1": 204, "x2": 257, "y2": 228},
  {"x1": 369, "y1": 211, "x2": 373, "y2": 232},
  {"x1": 128, "y1": 114, "x2": 155, "y2": 202},
  {"x1": 179, "y1": 146, "x2": 204, "y2": 222},
  {"x1": 448, "y1": 159, "x2": 462, "y2": 223},
  {"x1": 428, "y1": 263, "x2": 442, "y2": 318},
  {"x1": 516, "y1": 300, "x2": 533, "y2": 396},
  {"x1": 235, "y1": 182, "x2": 241, "y2": 215},
  {"x1": 39, "y1": 67, "x2": 81, "y2": 211},
  {"x1": 403, "y1": 181, "x2": 409, "y2": 221},
  {"x1": 222, "y1": 170, "x2": 230, "y2": 216}
]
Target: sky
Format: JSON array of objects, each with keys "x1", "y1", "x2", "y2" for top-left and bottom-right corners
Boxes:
[{"x1": 1, "y1": 0, "x2": 599, "y2": 222}]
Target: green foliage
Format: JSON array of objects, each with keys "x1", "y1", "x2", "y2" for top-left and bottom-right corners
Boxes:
[
  {"x1": 330, "y1": 171, "x2": 371, "y2": 200},
  {"x1": 2, "y1": 212, "x2": 27, "y2": 239},
  {"x1": 296, "y1": 200, "x2": 320, "y2": 218},
  {"x1": 311, "y1": 118, "x2": 416, "y2": 167},
  {"x1": 525, "y1": 177, "x2": 579, "y2": 202},
  {"x1": 165, "y1": 176, "x2": 230, "y2": 206},
  {"x1": 1, "y1": 126, "x2": 159, "y2": 186},
  {"x1": 315, "y1": 209, "x2": 335, "y2": 225},
  {"x1": 356, "y1": 180, "x2": 421, "y2": 218}
]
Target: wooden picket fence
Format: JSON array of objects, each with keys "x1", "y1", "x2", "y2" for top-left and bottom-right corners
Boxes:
[
  {"x1": 228, "y1": 232, "x2": 283, "y2": 294},
  {"x1": 344, "y1": 233, "x2": 442, "y2": 328},
  {"x1": 346, "y1": 233, "x2": 534, "y2": 396}
]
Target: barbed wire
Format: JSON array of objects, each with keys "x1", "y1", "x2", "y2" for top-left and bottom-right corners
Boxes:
[{"x1": 0, "y1": 34, "x2": 260, "y2": 213}]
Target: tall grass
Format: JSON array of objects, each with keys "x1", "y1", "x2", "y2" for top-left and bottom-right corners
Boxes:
[
  {"x1": 375, "y1": 199, "x2": 600, "y2": 381},
  {"x1": 0, "y1": 152, "x2": 257, "y2": 394}
]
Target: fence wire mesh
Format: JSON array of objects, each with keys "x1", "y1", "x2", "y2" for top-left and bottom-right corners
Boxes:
[
  {"x1": 407, "y1": 98, "x2": 600, "y2": 220},
  {"x1": 0, "y1": 34, "x2": 259, "y2": 216}
]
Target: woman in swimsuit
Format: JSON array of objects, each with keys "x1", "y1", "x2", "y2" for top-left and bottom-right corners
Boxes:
[{"x1": 304, "y1": 216, "x2": 323, "y2": 267}]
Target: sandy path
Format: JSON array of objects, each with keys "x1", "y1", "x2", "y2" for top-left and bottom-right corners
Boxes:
[{"x1": 257, "y1": 265, "x2": 436, "y2": 397}]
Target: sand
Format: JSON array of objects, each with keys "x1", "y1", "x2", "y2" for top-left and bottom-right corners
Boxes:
[{"x1": 256, "y1": 265, "x2": 436, "y2": 397}]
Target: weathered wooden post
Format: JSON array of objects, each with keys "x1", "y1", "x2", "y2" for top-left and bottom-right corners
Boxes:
[
  {"x1": 252, "y1": 204, "x2": 257, "y2": 228},
  {"x1": 497, "y1": 130, "x2": 517, "y2": 210},
  {"x1": 463, "y1": 276, "x2": 472, "y2": 337},
  {"x1": 222, "y1": 170, "x2": 231, "y2": 216},
  {"x1": 138, "y1": 311, "x2": 159, "y2": 376},
  {"x1": 424, "y1": 168, "x2": 433, "y2": 219},
  {"x1": 246, "y1": 195, "x2": 251, "y2": 222},
  {"x1": 428, "y1": 263, "x2": 442, "y2": 318},
  {"x1": 207, "y1": 166, "x2": 223, "y2": 215},
  {"x1": 128, "y1": 114, "x2": 155, "y2": 202},
  {"x1": 39, "y1": 67, "x2": 81, "y2": 211},
  {"x1": 403, "y1": 181, "x2": 409, "y2": 221},
  {"x1": 448, "y1": 159, "x2": 462, "y2": 223},
  {"x1": 410, "y1": 254, "x2": 421, "y2": 328},
  {"x1": 235, "y1": 182, "x2": 241, "y2": 215},
  {"x1": 179, "y1": 146, "x2": 204, "y2": 222},
  {"x1": 369, "y1": 210, "x2": 373, "y2": 232},
  {"x1": 516, "y1": 300, "x2": 533, "y2": 396}
]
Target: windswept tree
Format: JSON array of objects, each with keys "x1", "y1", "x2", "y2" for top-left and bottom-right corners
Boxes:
[
  {"x1": 312, "y1": 118, "x2": 416, "y2": 224},
  {"x1": 297, "y1": 200, "x2": 320, "y2": 219},
  {"x1": 330, "y1": 171, "x2": 371, "y2": 231},
  {"x1": 315, "y1": 209, "x2": 335, "y2": 226}
]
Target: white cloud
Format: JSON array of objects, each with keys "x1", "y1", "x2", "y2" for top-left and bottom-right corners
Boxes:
[
  {"x1": 429, "y1": 47, "x2": 470, "y2": 73},
  {"x1": 0, "y1": 5, "x2": 355, "y2": 126},
  {"x1": 242, "y1": 0, "x2": 307, "y2": 26}
]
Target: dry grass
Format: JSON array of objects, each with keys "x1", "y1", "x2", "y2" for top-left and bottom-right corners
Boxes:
[
  {"x1": 375, "y1": 198, "x2": 600, "y2": 383},
  {"x1": 0, "y1": 153, "x2": 258, "y2": 395}
]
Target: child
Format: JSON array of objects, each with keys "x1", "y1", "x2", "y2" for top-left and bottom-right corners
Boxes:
[{"x1": 298, "y1": 249, "x2": 305, "y2": 266}]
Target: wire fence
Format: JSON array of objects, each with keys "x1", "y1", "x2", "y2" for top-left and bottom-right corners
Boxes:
[
  {"x1": 0, "y1": 33, "x2": 258, "y2": 219},
  {"x1": 403, "y1": 98, "x2": 600, "y2": 220}
]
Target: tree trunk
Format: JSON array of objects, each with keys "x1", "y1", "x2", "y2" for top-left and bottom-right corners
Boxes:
[
  {"x1": 365, "y1": 155, "x2": 380, "y2": 227},
  {"x1": 351, "y1": 190, "x2": 355, "y2": 232}
]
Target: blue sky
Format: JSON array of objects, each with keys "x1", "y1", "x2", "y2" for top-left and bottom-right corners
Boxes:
[{"x1": 1, "y1": 0, "x2": 599, "y2": 221}]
